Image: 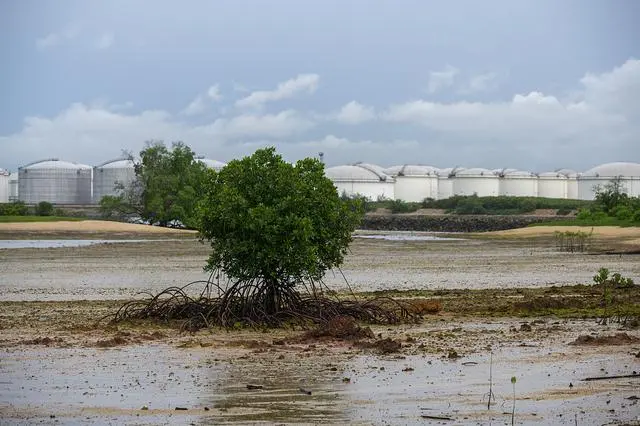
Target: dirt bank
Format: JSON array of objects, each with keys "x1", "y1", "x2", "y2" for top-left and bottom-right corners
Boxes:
[
  {"x1": 488, "y1": 226, "x2": 640, "y2": 239},
  {"x1": 0, "y1": 220, "x2": 197, "y2": 239}
]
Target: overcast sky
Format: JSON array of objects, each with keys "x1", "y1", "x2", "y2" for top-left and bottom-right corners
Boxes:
[{"x1": 1, "y1": 0, "x2": 639, "y2": 172}]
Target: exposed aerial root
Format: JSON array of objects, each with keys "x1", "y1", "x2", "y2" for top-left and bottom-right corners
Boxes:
[{"x1": 109, "y1": 274, "x2": 419, "y2": 330}]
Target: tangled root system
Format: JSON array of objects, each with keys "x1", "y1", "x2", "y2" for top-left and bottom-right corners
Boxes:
[{"x1": 110, "y1": 273, "x2": 418, "y2": 330}]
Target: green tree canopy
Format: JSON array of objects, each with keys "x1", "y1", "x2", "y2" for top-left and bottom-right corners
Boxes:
[
  {"x1": 198, "y1": 147, "x2": 363, "y2": 300},
  {"x1": 135, "y1": 141, "x2": 207, "y2": 228}
]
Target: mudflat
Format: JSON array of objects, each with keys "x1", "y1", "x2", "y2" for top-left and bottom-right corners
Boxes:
[{"x1": 1, "y1": 228, "x2": 639, "y2": 425}]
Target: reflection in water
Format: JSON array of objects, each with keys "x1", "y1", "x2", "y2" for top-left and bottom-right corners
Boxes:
[
  {"x1": 0, "y1": 239, "x2": 173, "y2": 249},
  {"x1": 355, "y1": 234, "x2": 464, "y2": 241},
  {"x1": 206, "y1": 351, "x2": 349, "y2": 424}
]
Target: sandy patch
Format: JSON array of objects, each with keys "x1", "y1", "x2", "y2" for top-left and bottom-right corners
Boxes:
[
  {"x1": 487, "y1": 225, "x2": 640, "y2": 239},
  {"x1": 0, "y1": 220, "x2": 196, "y2": 234}
]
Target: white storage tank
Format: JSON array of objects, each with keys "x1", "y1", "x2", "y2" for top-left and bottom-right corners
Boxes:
[
  {"x1": 578, "y1": 162, "x2": 640, "y2": 200},
  {"x1": 437, "y1": 167, "x2": 464, "y2": 200},
  {"x1": 93, "y1": 158, "x2": 136, "y2": 203},
  {"x1": 499, "y1": 170, "x2": 539, "y2": 197},
  {"x1": 537, "y1": 172, "x2": 568, "y2": 199},
  {"x1": 492, "y1": 168, "x2": 518, "y2": 177},
  {"x1": 197, "y1": 157, "x2": 227, "y2": 171},
  {"x1": 384, "y1": 165, "x2": 439, "y2": 202},
  {"x1": 8, "y1": 173, "x2": 18, "y2": 201},
  {"x1": 0, "y1": 169, "x2": 9, "y2": 203},
  {"x1": 325, "y1": 163, "x2": 394, "y2": 200},
  {"x1": 556, "y1": 169, "x2": 579, "y2": 199},
  {"x1": 18, "y1": 159, "x2": 92, "y2": 205},
  {"x1": 453, "y1": 168, "x2": 500, "y2": 197}
]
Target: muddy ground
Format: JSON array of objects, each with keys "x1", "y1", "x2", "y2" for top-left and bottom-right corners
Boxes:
[{"x1": 1, "y1": 227, "x2": 640, "y2": 425}]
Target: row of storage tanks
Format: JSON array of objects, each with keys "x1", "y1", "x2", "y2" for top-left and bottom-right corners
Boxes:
[
  {"x1": 324, "y1": 162, "x2": 640, "y2": 201},
  {"x1": 0, "y1": 158, "x2": 227, "y2": 205},
  {"x1": 0, "y1": 159, "x2": 639, "y2": 204}
]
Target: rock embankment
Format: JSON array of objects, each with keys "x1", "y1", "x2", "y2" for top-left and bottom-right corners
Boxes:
[{"x1": 360, "y1": 214, "x2": 565, "y2": 232}]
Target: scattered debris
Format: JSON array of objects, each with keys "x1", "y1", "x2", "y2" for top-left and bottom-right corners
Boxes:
[
  {"x1": 583, "y1": 373, "x2": 640, "y2": 381},
  {"x1": 246, "y1": 384, "x2": 264, "y2": 390},
  {"x1": 447, "y1": 349, "x2": 459, "y2": 359},
  {"x1": 520, "y1": 323, "x2": 532, "y2": 332},
  {"x1": 303, "y1": 316, "x2": 375, "y2": 341},
  {"x1": 420, "y1": 414, "x2": 454, "y2": 421},
  {"x1": 94, "y1": 336, "x2": 128, "y2": 348}
]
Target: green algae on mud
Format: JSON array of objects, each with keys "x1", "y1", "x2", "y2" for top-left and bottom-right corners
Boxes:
[{"x1": 357, "y1": 284, "x2": 640, "y2": 320}]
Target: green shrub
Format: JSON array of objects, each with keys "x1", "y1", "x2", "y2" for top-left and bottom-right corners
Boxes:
[
  {"x1": 518, "y1": 199, "x2": 537, "y2": 213},
  {"x1": 389, "y1": 200, "x2": 420, "y2": 214},
  {"x1": 556, "y1": 207, "x2": 573, "y2": 216},
  {"x1": 35, "y1": 201, "x2": 54, "y2": 216},
  {"x1": 0, "y1": 202, "x2": 29, "y2": 216},
  {"x1": 454, "y1": 196, "x2": 487, "y2": 214}
]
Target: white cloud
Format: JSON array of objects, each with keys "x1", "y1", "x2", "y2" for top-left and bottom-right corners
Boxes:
[
  {"x1": 207, "y1": 85, "x2": 223, "y2": 101},
  {"x1": 36, "y1": 26, "x2": 81, "y2": 50},
  {"x1": 95, "y1": 32, "x2": 115, "y2": 50},
  {"x1": 2, "y1": 59, "x2": 638, "y2": 171},
  {"x1": 427, "y1": 65, "x2": 459, "y2": 93},
  {"x1": 1, "y1": 104, "x2": 313, "y2": 167},
  {"x1": 182, "y1": 85, "x2": 223, "y2": 116},
  {"x1": 235, "y1": 74, "x2": 319, "y2": 109},
  {"x1": 334, "y1": 101, "x2": 376, "y2": 124},
  {"x1": 383, "y1": 59, "x2": 640, "y2": 166},
  {"x1": 197, "y1": 110, "x2": 313, "y2": 139},
  {"x1": 459, "y1": 71, "x2": 500, "y2": 94}
]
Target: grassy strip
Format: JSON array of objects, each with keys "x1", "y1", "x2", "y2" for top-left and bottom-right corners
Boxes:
[
  {"x1": 0, "y1": 215, "x2": 86, "y2": 223},
  {"x1": 529, "y1": 217, "x2": 640, "y2": 227}
]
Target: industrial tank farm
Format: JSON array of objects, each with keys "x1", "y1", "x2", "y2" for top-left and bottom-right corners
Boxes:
[
  {"x1": 452, "y1": 168, "x2": 500, "y2": 197},
  {"x1": 3, "y1": 157, "x2": 640, "y2": 205},
  {"x1": 537, "y1": 172, "x2": 568, "y2": 199},
  {"x1": 578, "y1": 162, "x2": 640, "y2": 200},
  {"x1": 499, "y1": 170, "x2": 538, "y2": 197},
  {"x1": 0, "y1": 169, "x2": 10, "y2": 203},
  {"x1": 197, "y1": 158, "x2": 227, "y2": 171},
  {"x1": 18, "y1": 159, "x2": 92, "y2": 205},
  {"x1": 384, "y1": 165, "x2": 439, "y2": 202},
  {"x1": 324, "y1": 163, "x2": 394, "y2": 200},
  {"x1": 92, "y1": 158, "x2": 136, "y2": 203}
]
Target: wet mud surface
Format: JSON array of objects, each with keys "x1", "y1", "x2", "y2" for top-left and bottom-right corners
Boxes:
[
  {"x1": 1, "y1": 234, "x2": 639, "y2": 301},
  {"x1": 1, "y1": 230, "x2": 640, "y2": 424}
]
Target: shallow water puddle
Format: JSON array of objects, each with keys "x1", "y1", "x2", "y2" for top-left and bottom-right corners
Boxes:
[
  {"x1": 355, "y1": 233, "x2": 464, "y2": 241},
  {"x1": 340, "y1": 346, "x2": 640, "y2": 425},
  {"x1": 1, "y1": 342, "x2": 637, "y2": 425},
  {"x1": 0, "y1": 239, "x2": 175, "y2": 249}
]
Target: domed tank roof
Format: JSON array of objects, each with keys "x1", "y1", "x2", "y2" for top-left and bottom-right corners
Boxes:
[
  {"x1": 538, "y1": 171, "x2": 567, "y2": 179},
  {"x1": 436, "y1": 167, "x2": 465, "y2": 177},
  {"x1": 384, "y1": 164, "x2": 439, "y2": 177},
  {"x1": 582, "y1": 162, "x2": 640, "y2": 178},
  {"x1": 455, "y1": 167, "x2": 496, "y2": 177},
  {"x1": 492, "y1": 168, "x2": 518, "y2": 176},
  {"x1": 20, "y1": 158, "x2": 91, "y2": 170},
  {"x1": 503, "y1": 170, "x2": 536, "y2": 178},
  {"x1": 325, "y1": 164, "x2": 390, "y2": 182},
  {"x1": 197, "y1": 158, "x2": 227, "y2": 170},
  {"x1": 555, "y1": 168, "x2": 578, "y2": 178},
  {"x1": 95, "y1": 158, "x2": 135, "y2": 169}
]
